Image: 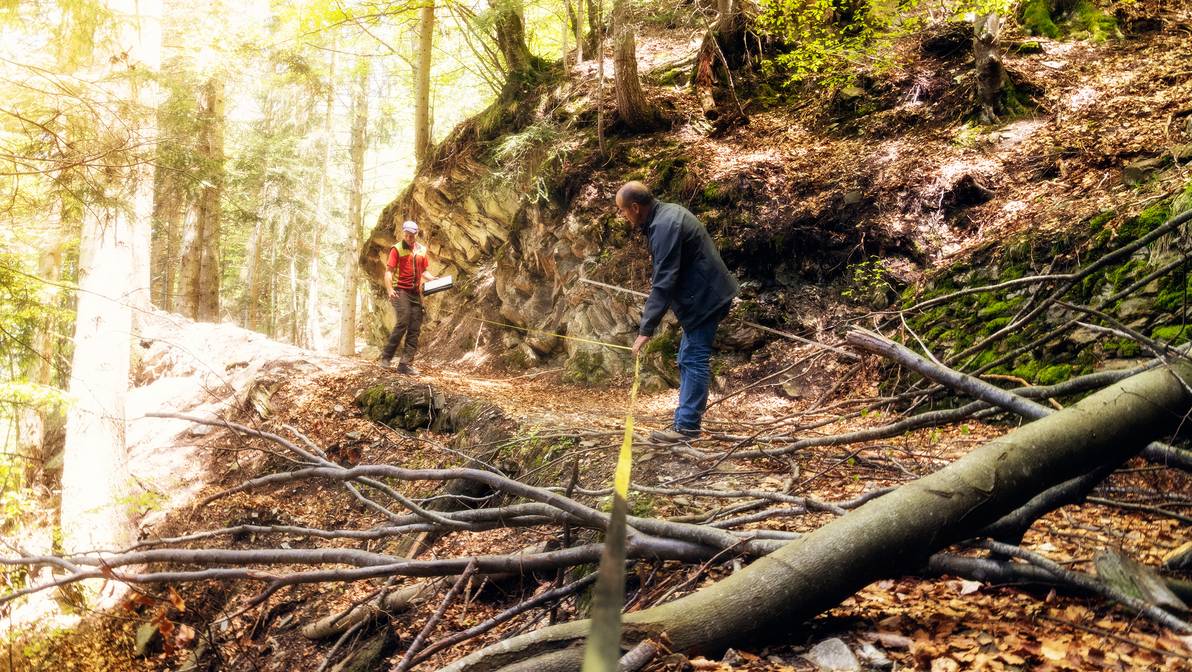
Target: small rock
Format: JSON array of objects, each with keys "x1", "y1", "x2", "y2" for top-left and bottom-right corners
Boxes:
[
  {"x1": 722, "y1": 648, "x2": 744, "y2": 665},
  {"x1": 855, "y1": 641, "x2": 894, "y2": 670},
  {"x1": 839, "y1": 85, "x2": 866, "y2": 101},
  {"x1": 804, "y1": 638, "x2": 861, "y2": 672},
  {"x1": 843, "y1": 190, "x2": 864, "y2": 205},
  {"x1": 1116, "y1": 297, "x2": 1151, "y2": 320},
  {"x1": 333, "y1": 404, "x2": 345, "y2": 414},
  {"x1": 188, "y1": 423, "x2": 214, "y2": 437},
  {"x1": 780, "y1": 380, "x2": 804, "y2": 399},
  {"x1": 134, "y1": 622, "x2": 161, "y2": 657}
]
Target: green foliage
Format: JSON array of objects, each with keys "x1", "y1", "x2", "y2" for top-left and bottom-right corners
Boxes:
[
  {"x1": 1035, "y1": 363, "x2": 1072, "y2": 385},
  {"x1": 757, "y1": 0, "x2": 1016, "y2": 88},
  {"x1": 1151, "y1": 324, "x2": 1192, "y2": 344},
  {"x1": 485, "y1": 121, "x2": 570, "y2": 203},
  {"x1": 842, "y1": 256, "x2": 893, "y2": 305},
  {"x1": 757, "y1": 0, "x2": 910, "y2": 88}
]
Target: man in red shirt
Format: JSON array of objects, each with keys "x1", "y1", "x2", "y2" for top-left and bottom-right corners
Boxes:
[{"x1": 379, "y1": 220, "x2": 437, "y2": 374}]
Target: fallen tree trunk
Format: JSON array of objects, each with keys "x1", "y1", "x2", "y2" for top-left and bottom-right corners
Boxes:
[
  {"x1": 845, "y1": 328, "x2": 1192, "y2": 473},
  {"x1": 440, "y1": 361, "x2": 1192, "y2": 671}
]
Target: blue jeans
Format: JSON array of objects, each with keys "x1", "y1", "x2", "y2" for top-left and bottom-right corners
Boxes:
[{"x1": 673, "y1": 314, "x2": 721, "y2": 432}]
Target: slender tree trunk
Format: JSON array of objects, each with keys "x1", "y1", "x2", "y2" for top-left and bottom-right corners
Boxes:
[
  {"x1": 338, "y1": 59, "x2": 369, "y2": 357},
  {"x1": 974, "y1": 13, "x2": 1007, "y2": 124},
  {"x1": 20, "y1": 207, "x2": 68, "y2": 487},
  {"x1": 241, "y1": 213, "x2": 264, "y2": 331},
  {"x1": 62, "y1": 0, "x2": 160, "y2": 557},
  {"x1": 175, "y1": 78, "x2": 223, "y2": 322},
  {"x1": 561, "y1": 0, "x2": 570, "y2": 70},
  {"x1": 150, "y1": 166, "x2": 184, "y2": 312},
  {"x1": 306, "y1": 51, "x2": 335, "y2": 352},
  {"x1": 289, "y1": 255, "x2": 300, "y2": 344},
  {"x1": 586, "y1": 0, "x2": 600, "y2": 52},
  {"x1": 268, "y1": 213, "x2": 280, "y2": 338},
  {"x1": 595, "y1": 0, "x2": 606, "y2": 154},
  {"x1": 570, "y1": 0, "x2": 583, "y2": 63},
  {"x1": 176, "y1": 202, "x2": 201, "y2": 318},
  {"x1": 195, "y1": 76, "x2": 224, "y2": 321},
  {"x1": 612, "y1": 0, "x2": 657, "y2": 131},
  {"x1": 414, "y1": 1, "x2": 435, "y2": 168},
  {"x1": 495, "y1": 0, "x2": 535, "y2": 95}
]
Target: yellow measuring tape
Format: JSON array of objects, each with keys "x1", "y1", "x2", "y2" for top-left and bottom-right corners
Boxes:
[
  {"x1": 471, "y1": 311, "x2": 643, "y2": 670},
  {"x1": 467, "y1": 312, "x2": 641, "y2": 491},
  {"x1": 614, "y1": 355, "x2": 640, "y2": 495}
]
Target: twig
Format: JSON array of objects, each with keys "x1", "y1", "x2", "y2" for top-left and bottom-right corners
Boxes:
[
  {"x1": 393, "y1": 562, "x2": 477, "y2": 672},
  {"x1": 980, "y1": 541, "x2": 1192, "y2": 633},
  {"x1": 1038, "y1": 613, "x2": 1192, "y2": 659},
  {"x1": 410, "y1": 573, "x2": 599, "y2": 667}
]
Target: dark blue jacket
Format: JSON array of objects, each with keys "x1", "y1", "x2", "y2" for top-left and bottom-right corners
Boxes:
[{"x1": 638, "y1": 201, "x2": 739, "y2": 336}]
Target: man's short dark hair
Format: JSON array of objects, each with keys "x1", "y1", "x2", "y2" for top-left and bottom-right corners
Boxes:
[{"x1": 618, "y1": 181, "x2": 656, "y2": 207}]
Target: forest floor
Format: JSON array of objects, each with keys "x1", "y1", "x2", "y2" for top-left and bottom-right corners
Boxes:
[
  {"x1": 8, "y1": 5, "x2": 1192, "y2": 671},
  {"x1": 6, "y1": 311, "x2": 1191, "y2": 672}
]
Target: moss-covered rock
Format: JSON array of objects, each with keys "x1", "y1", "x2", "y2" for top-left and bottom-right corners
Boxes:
[
  {"x1": 564, "y1": 349, "x2": 610, "y2": 386},
  {"x1": 1068, "y1": 0, "x2": 1119, "y2": 41},
  {"x1": 1021, "y1": 0, "x2": 1060, "y2": 38}
]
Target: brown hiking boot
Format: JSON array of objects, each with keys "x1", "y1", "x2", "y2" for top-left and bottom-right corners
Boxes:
[{"x1": 649, "y1": 428, "x2": 700, "y2": 444}]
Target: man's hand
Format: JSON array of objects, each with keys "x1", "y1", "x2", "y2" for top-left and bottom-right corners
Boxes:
[
  {"x1": 632, "y1": 334, "x2": 650, "y2": 356},
  {"x1": 387, "y1": 287, "x2": 397, "y2": 299}
]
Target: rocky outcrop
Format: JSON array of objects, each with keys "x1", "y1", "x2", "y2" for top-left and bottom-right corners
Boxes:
[{"x1": 361, "y1": 123, "x2": 647, "y2": 384}]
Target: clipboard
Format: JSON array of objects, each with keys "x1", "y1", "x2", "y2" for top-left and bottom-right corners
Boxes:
[{"x1": 423, "y1": 275, "x2": 454, "y2": 296}]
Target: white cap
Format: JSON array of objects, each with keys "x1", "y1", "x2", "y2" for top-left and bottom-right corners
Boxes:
[{"x1": 402, "y1": 220, "x2": 419, "y2": 234}]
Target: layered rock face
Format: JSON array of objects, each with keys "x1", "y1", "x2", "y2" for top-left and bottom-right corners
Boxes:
[{"x1": 361, "y1": 154, "x2": 648, "y2": 384}]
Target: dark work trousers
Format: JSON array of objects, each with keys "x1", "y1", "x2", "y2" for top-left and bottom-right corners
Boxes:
[{"x1": 381, "y1": 289, "x2": 424, "y2": 364}]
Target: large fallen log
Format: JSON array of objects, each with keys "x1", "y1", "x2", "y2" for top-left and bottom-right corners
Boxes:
[{"x1": 439, "y1": 360, "x2": 1192, "y2": 671}]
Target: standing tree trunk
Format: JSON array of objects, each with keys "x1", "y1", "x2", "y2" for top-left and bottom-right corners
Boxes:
[
  {"x1": 338, "y1": 59, "x2": 369, "y2": 357},
  {"x1": 307, "y1": 50, "x2": 335, "y2": 352},
  {"x1": 243, "y1": 218, "x2": 263, "y2": 330},
  {"x1": 175, "y1": 77, "x2": 224, "y2": 321},
  {"x1": 20, "y1": 206, "x2": 69, "y2": 487},
  {"x1": 974, "y1": 13, "x2": 1007, "y2": 124},
  {"x1": 596, "y1": 0, "x2": 606, "y2": 154},
  {"x1": 195, "y1": 76, "x2": 224, "y2": 321},
  {"x1": 611, "y1": 0, "x2": 658, "y2": 131},
  {"x1": 570, "y1": 0, "x2": 584, "y2": 64},
  {"x1": 414, "y1": 1, "x2": 435, "y2": 168},
  {"x1": 176, "y1": 201, "x2": 201, "y2": 318},
  {"x1": 586, "y1": 0, "x2": 600, "y2": 54},
  {"x1": 150, "y1": 161, "x2": 185, "y2": 312},
  {"x1": 62, "y1": 0, "x2": 160, "y2": 558},
  {"x1": 561, "y1": 0, "x2": 570, "y2": 70},
  {"x1": 495, "y1": 0, "x2": 536, "y2": 96}
]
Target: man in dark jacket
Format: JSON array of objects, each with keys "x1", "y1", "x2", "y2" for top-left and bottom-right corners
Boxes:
[{"x1": 617, "y1": 181, "x2": 739, "y2": 443}]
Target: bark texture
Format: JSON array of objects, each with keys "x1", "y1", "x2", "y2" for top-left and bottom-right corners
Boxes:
[
  {"x1": 62, "y1": 0, "x2": 161, "y2": 556},
  {"x1": 974, "y1": 13, "x2": 1007, "y2": 124},
  {"x1": 338, "y1": 60, "x2": 369, "y2": 356},
  {"x1": 178, "y1": 76, "x2": 225, "y2": 321},
  {"x1": 440, "y1": 361, "x2": 1192, "y2": 671},
  {"x1": 414, "y1": 1, "x2": 435, "y2": 167},
  {"x1": 611, "y1": 0, "x2": 659, "y2": 132}
]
